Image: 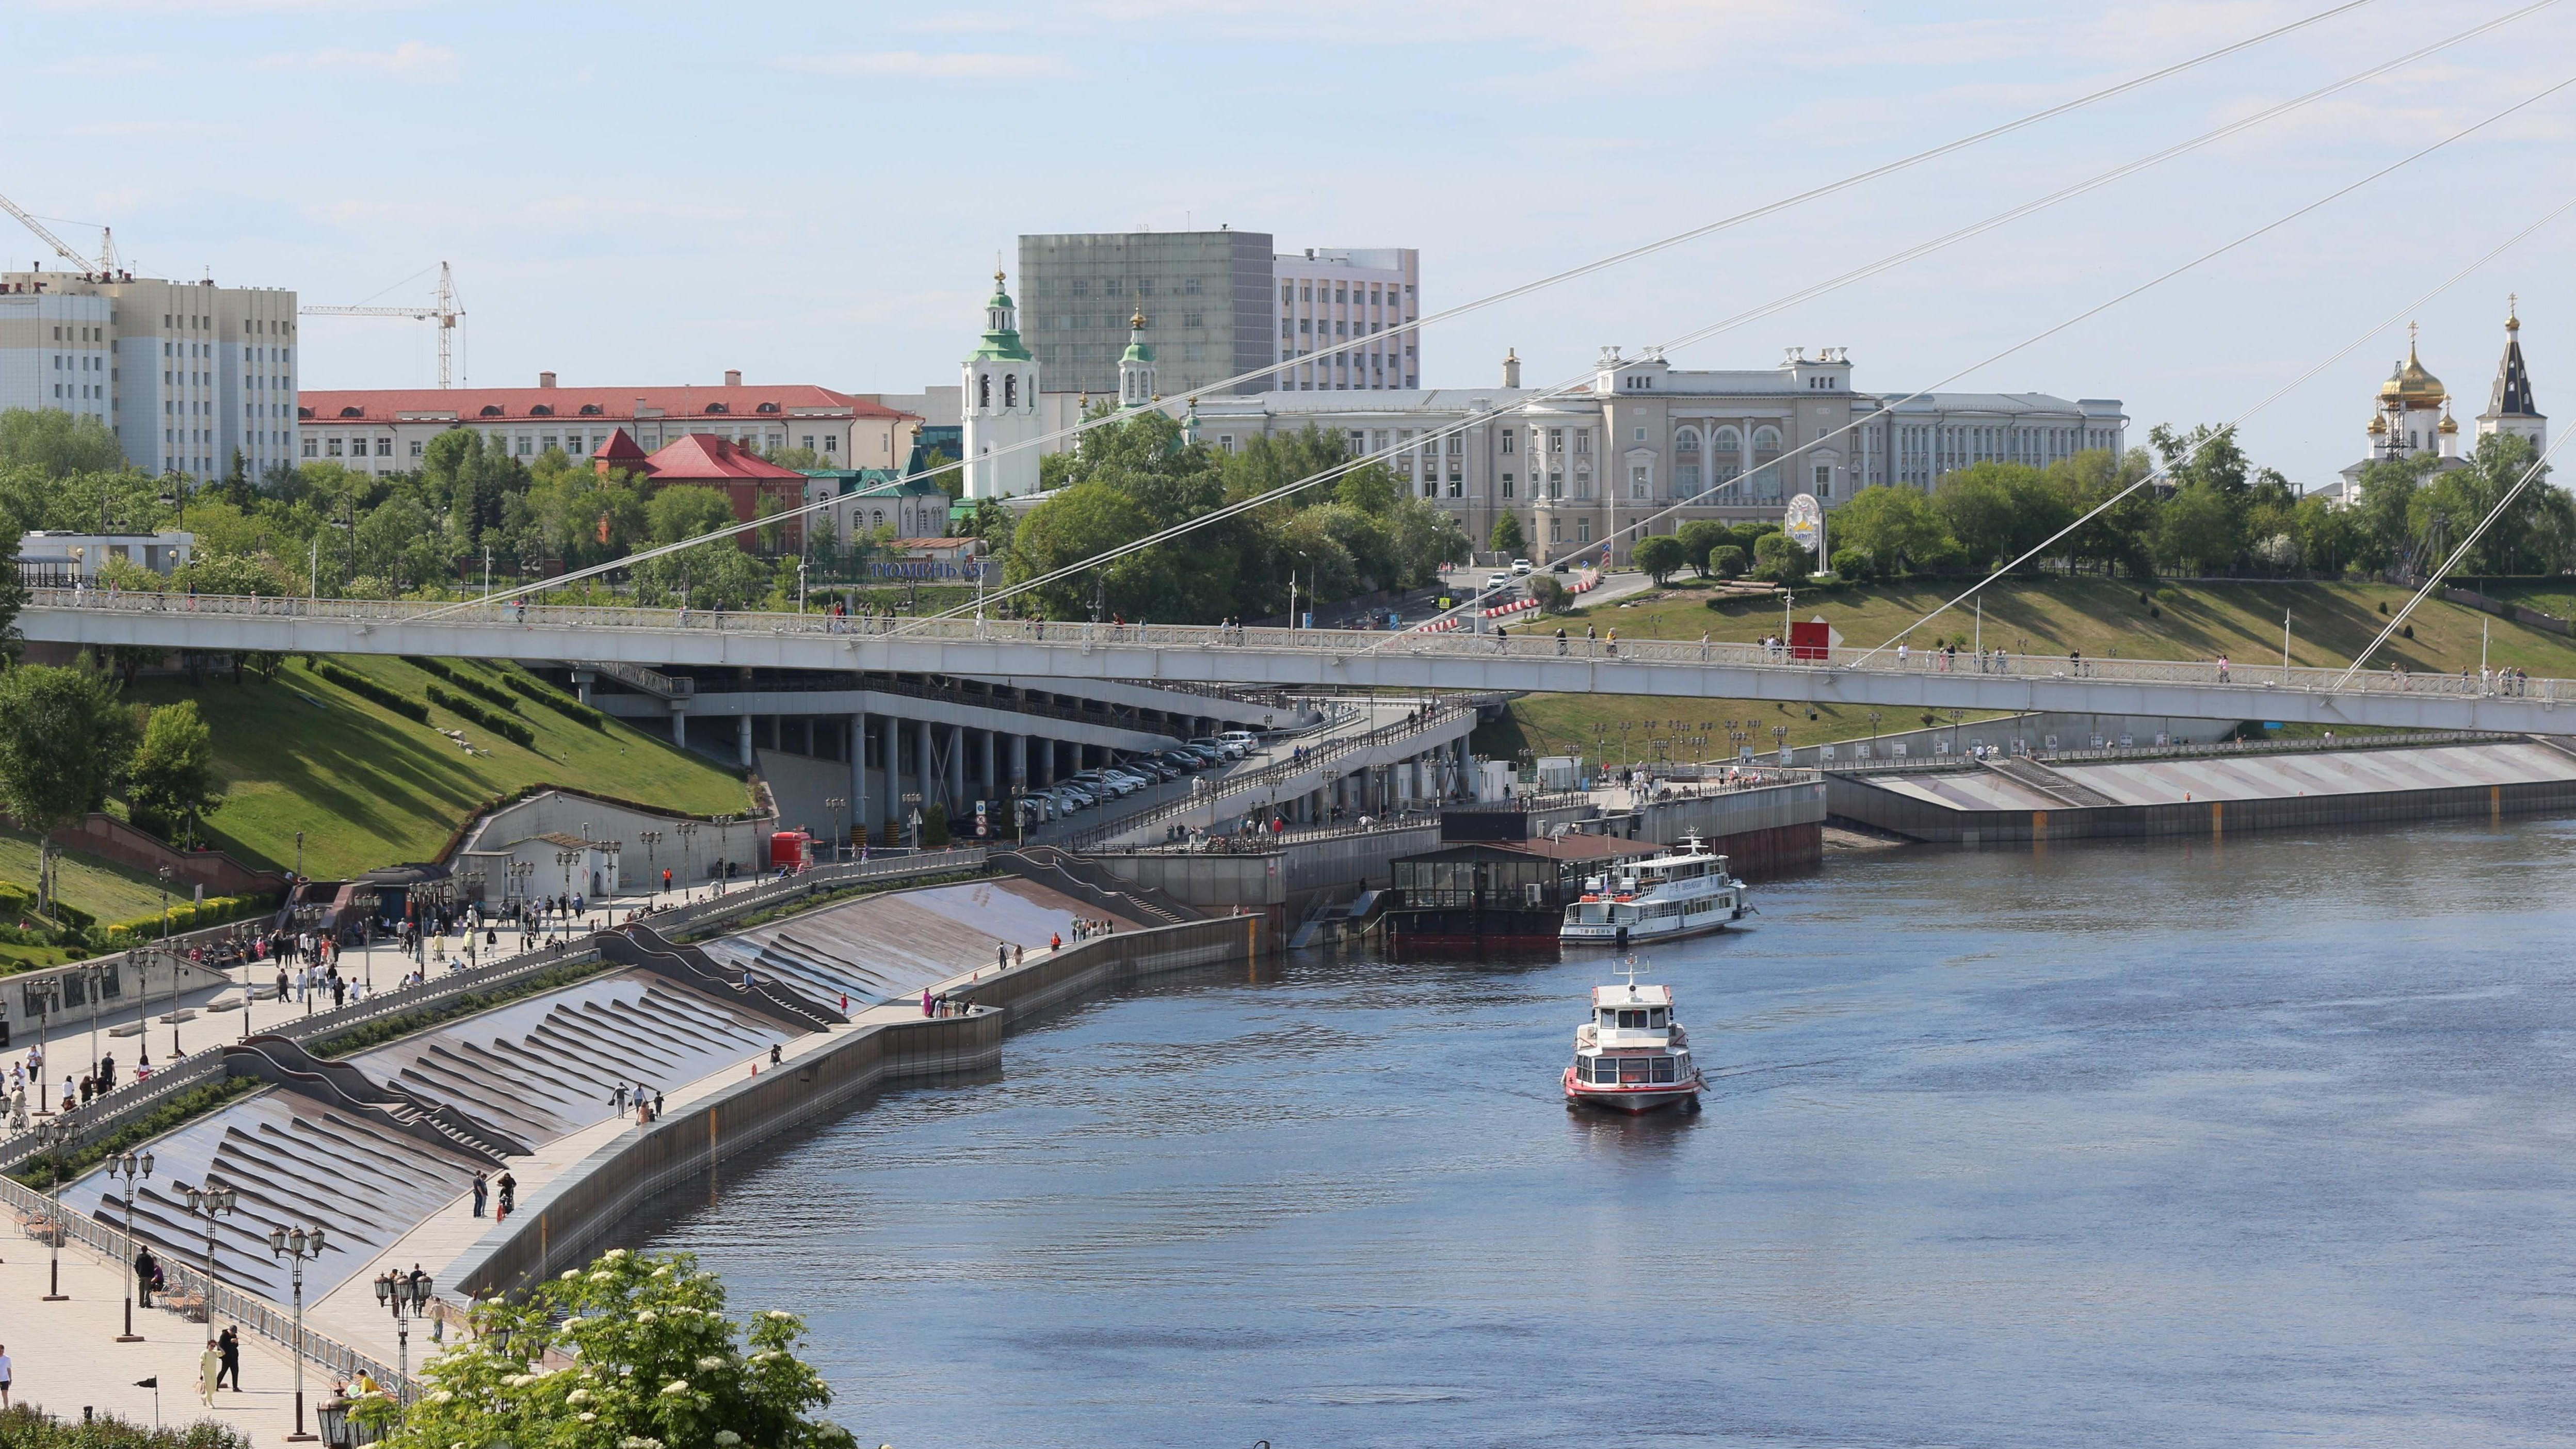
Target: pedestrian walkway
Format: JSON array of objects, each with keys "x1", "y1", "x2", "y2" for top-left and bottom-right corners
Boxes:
[{"x1": 0, "y1": 1230, "x2": 307, "y2": 1438}]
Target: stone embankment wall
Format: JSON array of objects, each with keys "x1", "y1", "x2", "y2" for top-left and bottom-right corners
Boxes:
[{"x1": 450, "y1": 913, "x2": 1264, "y2": 1298}]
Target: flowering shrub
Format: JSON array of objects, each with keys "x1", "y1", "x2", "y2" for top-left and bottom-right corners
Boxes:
[{"x1": 366, "y1": 1249, "x2": 853, "y2": 1449}]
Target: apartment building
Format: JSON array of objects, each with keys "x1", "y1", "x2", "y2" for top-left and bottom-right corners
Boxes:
[
  {"x1": 1192, "y1": 346, "x2": 2123, "y2": 565},
  {"x1": 0, "y1": 267, "x2": 299, "y2": 482},
  {"x1": 297, "y1": 373, "x2": 917, "y2": 477},
  {"x1": 1271, "y1": 247, "x2": 1420, "y2": 393}
]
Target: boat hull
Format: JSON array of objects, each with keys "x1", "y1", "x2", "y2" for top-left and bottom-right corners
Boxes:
[
  {"x1": 1563, "y1": 1068, "x2": 1703, "y2": 1114},
  {"x1": 1560, "y1": 908, "x2": 1742, "y2": 947}
]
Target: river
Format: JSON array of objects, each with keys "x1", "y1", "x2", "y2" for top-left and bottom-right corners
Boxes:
[{"x1": 639, "y1": 820, "x2": 2576, "y2": 1447}]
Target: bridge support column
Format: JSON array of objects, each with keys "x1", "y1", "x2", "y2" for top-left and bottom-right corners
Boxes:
[
  {"x1": 914, "y1": 718, "x2": 932, "y2": 834},
  {"x1": 850, "y1": 711, "x2": 868, "y2": 846},
  {"x1": 570, "y1": 667, "x2": 595, "y2": 705},
  {"x1": 670, "y1": 704, "x2": 687, "y2": 751},
  {"x1": 1010, "y1": 733, "x2": 1027, "y2": 787},
  {"x1": 737, "y1": 716, "x2": 754, "y2": 768},
  {"x1": 979, "y1": 729, "x2": 996, "y2": 807},
  {"x1": 948, "y1": 722, "x2": 966, "y2": 815}
]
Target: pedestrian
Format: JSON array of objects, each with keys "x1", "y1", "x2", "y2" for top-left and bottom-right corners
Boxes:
[
  {"x1": 217, "y1": 1325, "x2": 241, "y2": 1391},
  {"x1": 768, "y1": 1043, "x2": 782, "y2": 1068},
  {"x1": 471, "y1": 1171, "x2": 489, "y2": 1218},
  {"x1": 611, "y1": 1082, "x2": 629, "y2": 1114},
  {"x1": 653, "y1": 1088, "x2": 664, "y2": 1119},
  {"x1": 921, "y1": 987, "x2": 934, "y2": 1017},
  {"x1": 997, "y1": 943, "x2": 1009, "y2": 973},
  {"x1": 495, "y1": 1171, "x2": 516, "y2": 1221},
  {"x1": 0, "y1": 1342, "x2": 11, "y2": 1409},
  {"x1": 197, "y1": 1340, "x2": 221, "y2": 1407},
  {"x1": 1050, "y1": 931, "x2": 1061, "y2": 952},
  {"x1": 136, "y1": 1246, "x2": 158, "y2": 1307}
]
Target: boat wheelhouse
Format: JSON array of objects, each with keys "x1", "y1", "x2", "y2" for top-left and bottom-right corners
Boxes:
[
  {"x1": 1559, "y1": 834, "x2": 1747, "y2": 945},
  {"x1": 1564, "y1": 967, "x2": 1703, "y2": 1113}
]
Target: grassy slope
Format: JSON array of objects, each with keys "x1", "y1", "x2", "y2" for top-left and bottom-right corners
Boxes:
[
  {"x1": 1480, "y1": 577, "x2": 2576, "y2": 762},
  {"x1": 126, "y1": 656, "x2": 751, "y2": 880}
]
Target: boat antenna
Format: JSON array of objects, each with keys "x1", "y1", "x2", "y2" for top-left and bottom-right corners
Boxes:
[{"x1": 1618, "y1": 957, "x2": 1643, "y2": 993}]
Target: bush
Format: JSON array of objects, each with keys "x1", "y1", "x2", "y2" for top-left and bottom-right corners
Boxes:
[
  {"x1": 402, "y1": 657, "x2": 520, "y2": 712},
  {"x1": 1527, "y1": 575, "x2": 1571, "y2": 613},
  {"x1": 101, "y1": 892, "x2": 277, "y2": 945},
  {"x1": 309, "y1": 660, "x2": 430, "y2": 721},
  {"x1": 426, "y1": 684, "x2": 537, "y2": 747},
  {"x1": 501, "y1": 672, "x2": 608, "y2": 730},
  {"x1": 0, "y1": 1404, "x2": 250, "y2": 1448},
  {"x1": 1830, "y1": 548, "x2": 1875, "y2": 582},
  {"x1": 921, "y1": 799, "x2": 952, "y2": 848},
  {"x1": 1711, "y1": 544, "x2": 1748, "y2": 579}
]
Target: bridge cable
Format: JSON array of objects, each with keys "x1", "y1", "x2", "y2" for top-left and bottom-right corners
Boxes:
[
  {"x1": 1827, "y1": 78, "x2": 2576, "y2": 663},
  {"x1": 955, "y1": 21, "x2": 2574, "y2": 635},
  {"x1": 2328, "y1": 425, "x2": 2576, "y2": 689},
  {"x1": 418, "y1": 0, "x2": 2387, "y2": 619}
]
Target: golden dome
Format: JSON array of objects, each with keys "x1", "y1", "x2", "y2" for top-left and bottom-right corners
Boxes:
[
  {"x1": 2378, "y1": 327, "x2": 2446, "y2": 405},
  {"x1": 2438, "y1": 406, "x2": 2459, "y2": 434},
  {"x1": 2367, "y1": 413, "x2": 2387, "y2": 436}
]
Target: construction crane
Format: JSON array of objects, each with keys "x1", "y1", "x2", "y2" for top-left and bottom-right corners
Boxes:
[
  {"x1": 300, "y1": 261, "x2": 465, "y2": 387},
  {"x1": 0, "y1": 188, "x2": 116, "y2": 275}
]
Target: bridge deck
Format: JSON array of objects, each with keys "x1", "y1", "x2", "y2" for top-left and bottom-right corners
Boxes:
[{"x1": 19, "y1": 590, "x2": 2571, "y2": 735}]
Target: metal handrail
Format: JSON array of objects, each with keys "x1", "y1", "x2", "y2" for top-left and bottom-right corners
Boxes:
[
  {"x1": 1060, "y1": 702, "x2": 1478, "y2": 847},
  {"x1": 28, "y1": 588, "x2": 2564, "y2": 711}
]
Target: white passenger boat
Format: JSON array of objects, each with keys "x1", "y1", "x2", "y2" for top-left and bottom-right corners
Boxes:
[
  {"x1": 1563, "y1": 964, "x2": 1704, "y2": 1114},
  {"x1": 1559, "y1": 834, "x2": 1747, "y2": 945}
]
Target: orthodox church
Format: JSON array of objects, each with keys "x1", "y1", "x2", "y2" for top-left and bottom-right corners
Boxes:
[
  {"x1": 960, "y1": 272, "x2": 1180, "y2": 501},
  {"x1": 2331, "y1": 301, "x2": 2546, "y2": 500}
]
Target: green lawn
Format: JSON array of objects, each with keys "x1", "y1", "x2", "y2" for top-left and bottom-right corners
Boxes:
[
  {"x1": 0, "y1": 826, "x2": 185, "y2": 921},
  {"x1": 1480, "y1": 577, "x2": 2576, "y2": 763},
  {"x1": 128, "y1": 656, "x2": 752, "y2": 880}
]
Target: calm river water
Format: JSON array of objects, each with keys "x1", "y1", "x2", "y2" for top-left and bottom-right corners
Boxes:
[{"x1": 640, "y1": 822, "x2": 2576, "y2": 1448}]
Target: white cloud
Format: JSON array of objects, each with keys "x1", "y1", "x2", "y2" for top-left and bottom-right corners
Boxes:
[
  {"x1": 783, "y1": 51, "x2": 1072, "y2": 80},
  {"x1": 254, "y1": 39, "x2": 455, "y2": 74}
]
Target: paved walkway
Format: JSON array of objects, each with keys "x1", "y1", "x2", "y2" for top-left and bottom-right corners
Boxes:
[
  {"x1": 0, "y1": 1226, "x2": 312, "y2": 1438},
  {"x1": 9, "y1": 879, "x2": 752, "y2": 1100}
]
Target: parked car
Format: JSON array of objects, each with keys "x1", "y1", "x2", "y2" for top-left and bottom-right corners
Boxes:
[
  {"x1": 1217, "y1": 730, "x2": 1259, "y2": 752},
  {"x1": 1189, "y1": 736, "x2": 1244, "y2": 760},
  {"x1": 1512, "y1": 559, "x2": 1534, "y2": 575},
  {"x1": 1173, "y1": 745, "x2": 1224, "y2": 767},
  {"x1": 1485, "y1": 571, "x2": 1511, "y2": 590},
  {"x1": 1069, "y1": 770, "x2": 1133, "y2": 798},
  {"x1": 1158, "y1": 749, "x2": 1211, "y2": 772}
]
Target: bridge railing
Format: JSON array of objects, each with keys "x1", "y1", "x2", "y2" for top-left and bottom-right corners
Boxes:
[{"x1": 24, "y1": 588, "x2": 2568, "y2": 706}]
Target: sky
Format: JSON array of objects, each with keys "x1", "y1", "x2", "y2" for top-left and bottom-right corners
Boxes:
[{"x1": 10, "y1": 0, "x2": 2576, "y2": 486}]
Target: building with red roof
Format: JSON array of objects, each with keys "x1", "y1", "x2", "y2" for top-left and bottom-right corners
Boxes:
[
  {"x1": 604, "y1": 431, "x2": 814, "y2": 552},
  {"x1": 296, "y1": 371, "x2": 919, "y2": 479}
]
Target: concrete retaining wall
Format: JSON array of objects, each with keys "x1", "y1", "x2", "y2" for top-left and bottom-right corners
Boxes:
[
  {"x1": 449, "y1": 913, "x2": 1265, "y2": 1299},
  {"x1": 1091, "y1": 828, "x2": 1440, "y2": 938},
  {"x1": 456, "y1": 789, "x2": 775, "y2": 886},
  {"x1": 1827, "y1": 771, "x2": 2576, "y2": 844},
  {"x1": 1785, "y1": 712, "x2": 2236, "y2": 766}
]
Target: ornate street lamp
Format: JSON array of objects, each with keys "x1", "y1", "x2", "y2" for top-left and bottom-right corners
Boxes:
[
  {"x1": 374, "y1": 1265, "x2": 433, "y2": 1403},
  {"x1": 106, "y1": 1149, "x2": 153, "y2": 1338},
  {"x1": 35, "y1": 1118, "x2": 74, "y2": 1300},
  {"x1": 176, "y1": 1180, "x2": 238, "y2": 1330},
  {"x1": 271, "y1": 1225, "x2": 328, "y2": 1440}
]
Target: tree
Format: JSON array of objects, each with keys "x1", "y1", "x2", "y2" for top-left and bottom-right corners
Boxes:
[
  {"x1": 0, "y1": 409, "x2": 125, "y2": 478},
  {"x1": 2412, "y1": 432, "x2": 2573, "y2": 577},
  {"x1": 1676, "y1": 519, "x2": 1726, "y2": 577},
  {"x1": 1489, "y1": 511, "x2": 1527, "y2": 556},
  {"x1": 633, "y1": 542, "x2": 772, "y2": 611},
  {"x1": 372, "y1": 1248, "x2": 853, "y2": 1449},
  {"x1": 1710, "y1": 544, "x2": 1748, "y2": 579},
  {"x1": 1752, "y1": 532, "x2": 1812, "y2": 584},
  {"x1": 2291, "y1": 493, "x2": 2361, "y2": 578},
  {"x1": 2155, "y1": 481, "x2": 2240, "y2": 575},
  {"x1": 127, "y1": 701, "x2": 224, "y2": 847},
  {"x1": 1631, "y1": 534, "x2": 1687, "y2": 584},
  {"x1": 0, "y1": 665, "x2": 141, "y2": 914},
  {"x1": 649, "y1": 486, "x2": 741, "y2": 547},
  {"x1": 2151, "y1": 422, "x2": 2252, "y2": 498},
  {"x1": 762, "y1": 445, "x2": 830, "y2": 472},
  {"x1": 1527, "y1": 574, "x2": 1571, "y2": 613},
  {"x1": 1832, "y1": 485, "x2": 1949, "y2": 575}
]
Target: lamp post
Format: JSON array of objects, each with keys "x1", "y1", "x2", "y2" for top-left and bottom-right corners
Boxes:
[
  {"x1": 675, "y1": 820, "x2": 700, "y2": 897},
  {"x1": 107, "y1": 1149, "x2": 154, "y2": 1338},
  {"x1": 270, "y1": 1225, "x2": 327, "y2": 1440},
  {"x1": 638, "y1": 830, "x2": 663, "y2": 898},
  {"x1": 36, "y1": 1118, "x2": 73, "y2": 1300},
  {"x1": 374, "y1": 1265, "x2": 433, "y2": 1404},
  {"x1": 555, "y1": 849, "x2": 581, "y2": 936},
  {"x1": 176, "y1": 1180, "x2": 238, "y2": 1333},
  {"x1": 824, "y1": 798, "x2": 846, "y2": 862}
]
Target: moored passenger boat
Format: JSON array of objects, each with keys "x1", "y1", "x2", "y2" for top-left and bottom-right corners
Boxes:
[{"x1": 1559, "y1": 834, "x2": 1747, "y2": 945}]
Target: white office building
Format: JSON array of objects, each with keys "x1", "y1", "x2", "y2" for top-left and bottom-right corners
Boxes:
[
  {"x1": 1193, "y1": 345, "x2": 2123, "y2": 565},
  {"x1": 1271, "y1": 247, "x2": 1420, "y2": 393},
  {"x1": 0, "y1": 267, "x2": 298, "y2": 482}
]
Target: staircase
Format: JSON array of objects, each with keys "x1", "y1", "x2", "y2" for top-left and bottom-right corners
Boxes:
[
  {"x1": 1981, "y1": 755, "x2": 2122, "y2": 808},
  {"x1": 603, "y1": 926, "x2": 849, "y2": 1032},
  {"x1": 224, "y1": 1036, "x2": 529, "y2": 1165},
  {"x1": 994, "y1": 846, "x2": 1200, "y2": 927}
]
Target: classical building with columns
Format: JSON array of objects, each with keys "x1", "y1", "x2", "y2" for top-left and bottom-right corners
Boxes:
[{"x1": 1190, "y1": 344, "x2": 2123, "y2": 564}]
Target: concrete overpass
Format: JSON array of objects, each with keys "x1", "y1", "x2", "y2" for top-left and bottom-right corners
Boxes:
[{"x1": 20, "y1": 589, "x2": 2573, "y2": 735}]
